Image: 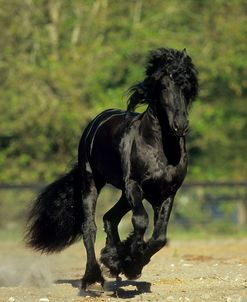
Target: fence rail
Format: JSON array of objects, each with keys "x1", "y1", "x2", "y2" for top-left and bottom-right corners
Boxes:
[
  {"x1": 0, "y1": 181, "x2": 246, "y2": 190},
  {"x1": 0, "y1": 181, "x2": 246, "y2": 230}
]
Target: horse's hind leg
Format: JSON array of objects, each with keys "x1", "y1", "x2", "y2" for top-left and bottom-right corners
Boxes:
[
  {"x1": 100, "y1": 193, "x2": 130, "y2": 277},
  {"x1": 81, "y1": 179, "x2": 104, "y2": 290}
]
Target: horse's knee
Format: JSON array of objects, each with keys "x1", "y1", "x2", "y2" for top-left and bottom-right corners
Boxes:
[
  {"x1": 132, "y1": 208, "x2": 149, "y2": 234},
  {"x1": 125, "y1": 180, "x2": 148, "y2": 234},
  {"x1": 103, "y1": 213, "x2": 117, "y2": 237},
  {"x1": 125, "y1": 180, "x2": 142, "y2": 200}
]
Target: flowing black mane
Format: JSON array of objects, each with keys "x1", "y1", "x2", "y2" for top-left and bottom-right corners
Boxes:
[{"x1": 127, "y1": 48, "x2": 198, "y2": 111}]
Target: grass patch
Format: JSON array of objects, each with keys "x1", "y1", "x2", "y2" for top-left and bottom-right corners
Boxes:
[{"x1": 168, "y1": 226, "x2": 247, "y2": 240}]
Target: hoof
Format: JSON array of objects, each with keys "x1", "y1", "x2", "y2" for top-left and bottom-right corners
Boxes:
[
  {"x1": 81, "y1": 261, "x2": 105, "y2": 289},
  {"x1": 121, "y1": 256, "x2": 144, "y2": 280},
  {"x1": 100, "y1": 245, "x2": 122, "y2": 277},
  {"x1": 81, "y1": 270, "x2": 105, "y2": 292}
]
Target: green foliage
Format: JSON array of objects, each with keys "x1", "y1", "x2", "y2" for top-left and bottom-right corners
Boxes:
[
  {"x1": 0, "y1": 189, "x2": 35, "y2": 230},
  {"x1": 0, "y1": 0, "x2": 246, "y2": 183},
  {"x1": 0, "y1": 186, "x2": 245, "y2": 239},
  {"x1": 170, "y1": 186, "x2": 246, "y2": 235}
]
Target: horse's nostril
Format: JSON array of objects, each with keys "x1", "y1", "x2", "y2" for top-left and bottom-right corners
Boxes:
[{"x1": 173, "y1": 121, "x2": 179, "y2": 132}]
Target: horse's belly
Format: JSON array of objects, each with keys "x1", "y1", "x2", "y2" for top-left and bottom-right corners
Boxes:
[{"x1": 91, "y1": 148, "x2": 123, "y2": 189}]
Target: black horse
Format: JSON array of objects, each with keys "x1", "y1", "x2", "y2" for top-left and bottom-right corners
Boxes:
[{"x1": 25, "y1": 48, "x2": 198, "y2": 290}]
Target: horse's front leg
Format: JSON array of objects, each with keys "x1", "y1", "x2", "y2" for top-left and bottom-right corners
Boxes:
[
  {"x1": 100, "y1": 193, "x2": 131, "y2": 277},
  {"x1": 143, "y1": 195, "x2": 175, "y2": 263},
  {"x1": 81, "y1": 181, "x2": 104, "y2": 291},
  {"x1": 121, "y1": 179, "x2": 149, "y2": 279}
]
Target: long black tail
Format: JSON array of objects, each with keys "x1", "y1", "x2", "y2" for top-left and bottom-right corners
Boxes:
[{"x1": 25, "y1": 165, "x2": 84, "y2": 253}]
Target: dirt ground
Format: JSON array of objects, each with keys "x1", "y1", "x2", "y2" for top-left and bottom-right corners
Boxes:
[{"x1": 0, "y1": 238, "x2": 246, "y2": 302}]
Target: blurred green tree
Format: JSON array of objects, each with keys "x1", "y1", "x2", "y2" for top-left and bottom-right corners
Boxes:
[{"x1": 0, "y1": 0, "x2": 246, "y2": 183}]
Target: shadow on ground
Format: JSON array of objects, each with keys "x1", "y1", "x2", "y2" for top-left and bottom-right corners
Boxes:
[{"x1": 56, "y1": 278, "x2": 152, "y2": 298}]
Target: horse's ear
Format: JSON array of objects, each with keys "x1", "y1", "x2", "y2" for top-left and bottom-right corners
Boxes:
[
  {"x1": 180, "y1": 49, "x2": 198, "y2": 102},
  {"x1": 182, "y1": 48, "x2": 187, "y2": 59}
]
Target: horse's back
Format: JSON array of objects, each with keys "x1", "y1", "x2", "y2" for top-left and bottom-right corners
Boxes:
[{"x1": 80, "y1": 109, "x2": 138, "y2": 189}]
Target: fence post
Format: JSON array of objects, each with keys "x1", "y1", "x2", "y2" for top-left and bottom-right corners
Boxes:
[{"x1": 237, "y1": 199, "x2": 247, "y2": 226}]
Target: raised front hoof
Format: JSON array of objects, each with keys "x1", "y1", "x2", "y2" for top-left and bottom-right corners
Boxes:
[
  {"x1": 100, "y1": 246, "x2": 122, "y2": 278},
  {"x1": 118, "y1": 235, "x2": 148, "y2": 279},
  {"x1": 121, "y1": 233, "x2": 147, "y2": 258},
  {"x1": 121, "y1": 257, "x2": 143, "y2": 280}
]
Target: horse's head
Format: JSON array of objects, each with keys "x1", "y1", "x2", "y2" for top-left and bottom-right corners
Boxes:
[
  {"x1": 159, "y1": 74, "x2": 189, "y2": 136},
  {"x1": 127, "y1": 48, "x2": 198, "y2": 136}
]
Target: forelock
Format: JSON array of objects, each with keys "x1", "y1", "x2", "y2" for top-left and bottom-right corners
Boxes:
[{"x1": 145, "y1": 48, "x2": 198, "y2": 101}]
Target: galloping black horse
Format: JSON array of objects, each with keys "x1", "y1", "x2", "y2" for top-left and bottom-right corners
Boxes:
[{"x1": 25, "y1": 48, "x2": 198, "y2": 290}]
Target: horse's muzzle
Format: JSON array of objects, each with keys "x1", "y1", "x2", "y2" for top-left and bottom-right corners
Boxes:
[{"x1": 173, "y1": 121, "x2": 189, "y2": 136}]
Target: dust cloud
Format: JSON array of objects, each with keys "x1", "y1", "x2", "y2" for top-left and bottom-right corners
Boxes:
[{"x1": 0, "y1": 255, "x2": 53, "y2": 288}]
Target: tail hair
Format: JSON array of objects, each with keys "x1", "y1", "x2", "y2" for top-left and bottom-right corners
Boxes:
[{"x1": 25, "y1": 165, "x2": 83, "y2": 253}]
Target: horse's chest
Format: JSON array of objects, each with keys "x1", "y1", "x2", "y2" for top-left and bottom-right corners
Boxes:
[
  {"x1": 121, "y1": 129, "x2": 187, "y2": 200},
  {"x1": 130, "y1": 142, "x2": 165, "y2": 178},
  {"x1": 132, "y1": 144, "x2": 187, "y2": 200},
  {"x1": 142, "y1": 168, "x2": 185, "y2": 201}
]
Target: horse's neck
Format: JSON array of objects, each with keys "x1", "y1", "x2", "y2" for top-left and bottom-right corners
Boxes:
[
  {"x1": 139, "y1": 106, "x2": 162, "y2": 142},
  {"x1": 141, "y1": 105, "x2": 185, "y2": 165}
]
